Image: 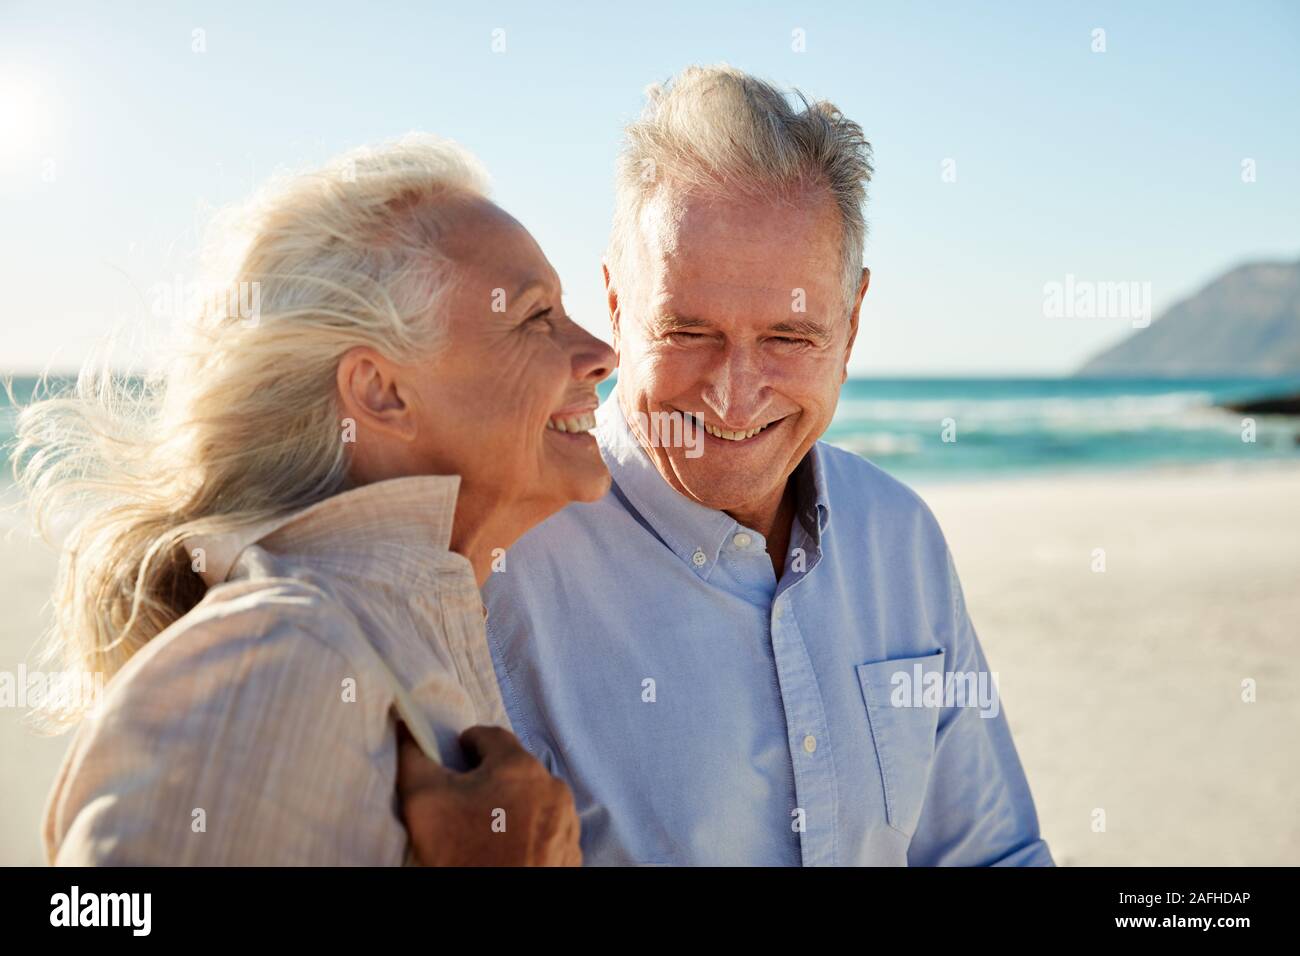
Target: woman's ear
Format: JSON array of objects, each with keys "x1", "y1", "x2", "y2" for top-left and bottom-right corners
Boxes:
[{"x1": 336, "y1": 347, "x2": 418, "y2": 443}]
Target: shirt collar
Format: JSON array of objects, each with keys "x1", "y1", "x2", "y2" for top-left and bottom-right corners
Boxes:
[
  {"x1": 184, "y1": 474, "x2": 462, "y2": 587},
  {"x1": 796, "y1": 436, "x2": 832, "y2": 543},
  {"x1": 595, "y1": 388, "x2": 832, "y2": 576}
]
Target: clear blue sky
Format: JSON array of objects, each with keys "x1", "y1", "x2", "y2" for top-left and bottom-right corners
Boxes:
[{"x1": 2, "y1": 0, "x2": 1297, "y2": 374}]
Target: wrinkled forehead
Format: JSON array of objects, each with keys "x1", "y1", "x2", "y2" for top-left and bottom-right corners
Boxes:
[
  {"x1": 440, "y1": 196, "x2": 529, "y2": 264},
  {"x1": 635, "y1": 186, "x2": 845, "y2": 318},
  {"x1": 439, "y1": 195, "x2": 555, "y2": 292}
]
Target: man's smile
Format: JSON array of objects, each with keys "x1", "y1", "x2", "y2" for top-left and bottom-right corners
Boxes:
[{"x1": 672, "y1": 409, "x2": 794, "y2": 445}]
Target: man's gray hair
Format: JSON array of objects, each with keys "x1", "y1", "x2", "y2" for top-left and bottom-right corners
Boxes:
[{"x1": 607, "y1": 65, "x2": 874, "y2": 308}]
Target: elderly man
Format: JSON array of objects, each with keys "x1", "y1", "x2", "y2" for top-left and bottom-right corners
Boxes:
[{"x1": 478, "y1": 65, "x2": 1053, "y2": 866}]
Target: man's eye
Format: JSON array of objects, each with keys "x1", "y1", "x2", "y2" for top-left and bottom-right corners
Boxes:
[
  {"x1": 526, "y1": 308, "x2": 554, "y2": 327},
  {"x1": 666, "y1": 331, "x2": 706, "y2": 343},
  {"x1": 771, "y1": 337, "x2": 810, "y2": 348}
]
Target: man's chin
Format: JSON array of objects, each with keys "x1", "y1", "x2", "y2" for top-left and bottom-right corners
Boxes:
[{"x1": 672, "y1": 470, "x2": 781, "y2": 514}]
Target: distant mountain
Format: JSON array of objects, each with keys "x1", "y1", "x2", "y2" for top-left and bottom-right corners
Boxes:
[{"x1": 1077, "y1": 258, "x2": 1300, "y2": 377}]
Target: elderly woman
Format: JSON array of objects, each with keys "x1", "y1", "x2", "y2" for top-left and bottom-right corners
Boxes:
[{"x1": 16, "y1": 137, "x2": 614, "y2": 864}]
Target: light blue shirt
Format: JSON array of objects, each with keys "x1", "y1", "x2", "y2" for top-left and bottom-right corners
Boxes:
[{"x1": 483, "y1": 391, "x2": 1053, "y2": 866}]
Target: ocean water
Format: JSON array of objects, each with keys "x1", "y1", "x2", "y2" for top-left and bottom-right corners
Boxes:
[
  {"x1": 4, "y1": 375, "x2": 1300, "y2": 485},
  {"x1": 607, "y1": 376, "x2": 1300, "y2": 482},
  {"x1": 821, "y1": 376, "x2": 1300, "y2": 481}
]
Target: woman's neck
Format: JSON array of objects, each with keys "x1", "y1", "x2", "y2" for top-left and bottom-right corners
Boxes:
[{"x1": 449, "y1": 483, "x2": 553, "y2": 587}]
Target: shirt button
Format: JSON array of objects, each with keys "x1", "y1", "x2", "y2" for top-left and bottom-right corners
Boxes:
[
  {"x1": 691, "y1": 549, "x2": 707, "y2": 567},
  {"x1": 732, "y1": 532, "x2": 752, "y2": 549},
  {"x1": 773, "y1": 602, "x2": 784, "y2": 620},
  {"x1": 803, "y1": 735, "x2": 817, "y2": 754}
]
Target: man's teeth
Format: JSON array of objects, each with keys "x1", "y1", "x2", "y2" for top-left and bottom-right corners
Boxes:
[
  {"x1": 699, "y1": 417, "x2": 772, "y2": 441},
  {"x1": 545, "y1": 411, "x2": 597, "y2": 434}
]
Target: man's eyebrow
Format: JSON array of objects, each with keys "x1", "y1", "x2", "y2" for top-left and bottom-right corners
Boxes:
[
  {"x1": 652, "y1": 315, "x2": 834, "y2": 338},
  {"x1": 769, "y1": 318, "x2": 833, "y2": 338},
  {"x1": 652, "y1": 314, "x2": 713, "y2": 332}
]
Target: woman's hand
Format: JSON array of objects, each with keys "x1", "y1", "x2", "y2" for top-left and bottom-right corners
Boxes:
[{"x1": 397, "y1": 723, "x2": 583, "y2": 866}]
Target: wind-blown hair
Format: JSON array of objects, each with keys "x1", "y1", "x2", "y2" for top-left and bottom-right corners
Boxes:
[
  {"x1": 10, "y1": 134, "x2": 489, "y2": 727},
  {"x1": 607, "y1": 64, "x2": 874, "y2": 307}
]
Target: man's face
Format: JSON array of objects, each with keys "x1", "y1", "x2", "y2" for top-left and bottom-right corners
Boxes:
[{"x1": 608, "y1": 187, "x2": 867, "y2": 518}]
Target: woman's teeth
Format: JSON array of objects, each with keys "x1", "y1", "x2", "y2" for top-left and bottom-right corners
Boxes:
[{"x1": 546, "y1": 411, "x2": 597, "y2": 434}]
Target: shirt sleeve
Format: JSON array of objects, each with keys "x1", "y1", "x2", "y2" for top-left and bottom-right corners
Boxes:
[
  {"x1": 44, "y1": 585, "x2": 410, "y2": 865},
  {"x1": 905, "y1": 548, "x2": 1055, "y2": 866}
]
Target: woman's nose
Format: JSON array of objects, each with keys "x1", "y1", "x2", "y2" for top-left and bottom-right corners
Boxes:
[{"x1": 570, "y1": 326, "x2": 616, "y2": 384}]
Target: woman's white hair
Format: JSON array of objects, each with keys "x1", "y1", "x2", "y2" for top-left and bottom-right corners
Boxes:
[
  {"x1": 10, "y1": 134, "x2": 489, "y2": 726},
  {"x1": 607, "y1": 64, "x2": 874, "y2": 307}
]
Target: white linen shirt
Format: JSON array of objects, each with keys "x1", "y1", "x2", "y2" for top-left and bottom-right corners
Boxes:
[{"x1": 44, "y1": 475, "x2": 510, "y2": 865}]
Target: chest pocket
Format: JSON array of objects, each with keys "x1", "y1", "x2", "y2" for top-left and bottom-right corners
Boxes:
[{"x1": 856, "y1": 649, "x2": 945, "y2": 838}]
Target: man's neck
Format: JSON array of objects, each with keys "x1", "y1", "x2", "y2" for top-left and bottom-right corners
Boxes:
[{"x1": 726, "y1": 480, "x2": 798, "y2": 579}]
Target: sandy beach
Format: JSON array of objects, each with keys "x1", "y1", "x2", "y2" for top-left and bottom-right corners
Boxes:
[
  {"x1": 0, "y1": 506, "x2": 65, "y2": 866},
  {"x1": 2, "y1": 462, "x2": 1297, "y2": 866},
  {"x1": 917, "y1": 462, "x2": 1299, "y2": 866}
]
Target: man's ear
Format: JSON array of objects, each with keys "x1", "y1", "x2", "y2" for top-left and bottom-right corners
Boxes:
[
  {"x1": 842, "y1": 266, "x2": 870, "y2": 383},
  {"x1": 602, "y1": 260, "x2": 621, "y2": 352},
  {"x1": 336, "y1": 347, "x2": 418, "y2": 442}
]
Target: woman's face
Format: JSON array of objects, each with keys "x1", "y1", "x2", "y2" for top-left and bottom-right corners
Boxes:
[{"x1": 401, "y1": 196, "x2": 615, "y2": 519}]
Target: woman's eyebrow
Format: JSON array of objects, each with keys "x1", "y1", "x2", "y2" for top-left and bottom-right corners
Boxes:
[{"x1": 510, "y1": 278, "x2": 559, "y2": 310}]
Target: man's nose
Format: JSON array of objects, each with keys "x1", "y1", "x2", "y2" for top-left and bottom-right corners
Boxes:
[{"x1": 703, "y1": 346, "x2": 768, "y2": 426}]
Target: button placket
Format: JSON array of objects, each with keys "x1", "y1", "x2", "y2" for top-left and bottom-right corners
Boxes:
[{"x1": 767, "y1": 592, "x2": 837, "y2": 866}]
